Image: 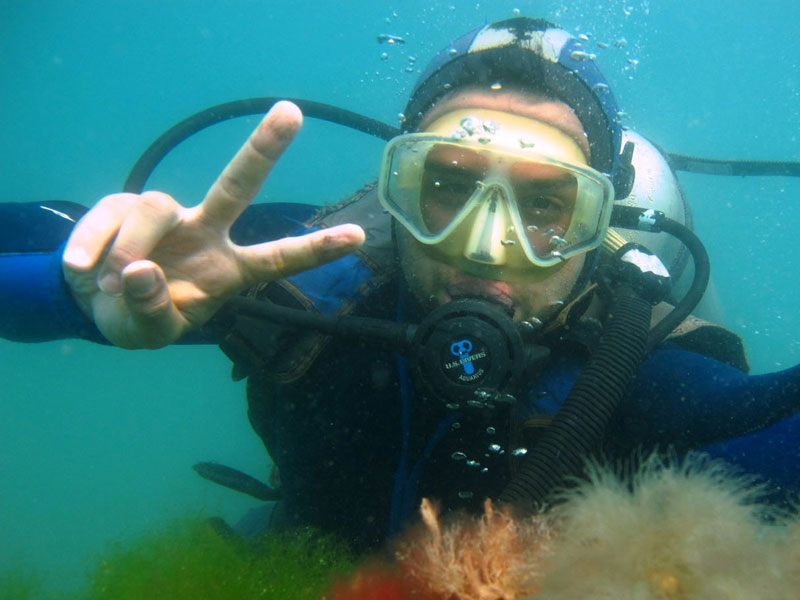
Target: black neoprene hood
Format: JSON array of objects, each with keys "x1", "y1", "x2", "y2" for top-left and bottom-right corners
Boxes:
[{"x1": 403, "y1": 17, "x2": 625, "y2": 193}]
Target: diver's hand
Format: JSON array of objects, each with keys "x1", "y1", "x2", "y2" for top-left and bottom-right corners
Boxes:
[{"x1": 62, "y1": 101, "x2": 365, "y2": 349}]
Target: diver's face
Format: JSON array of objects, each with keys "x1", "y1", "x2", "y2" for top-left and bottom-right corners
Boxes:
[{"x1": 395, "y1": 90, "x2": 590, "y2": 323}]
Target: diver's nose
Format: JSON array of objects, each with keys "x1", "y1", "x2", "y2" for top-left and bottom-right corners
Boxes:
[{"x1": 463, "y1": 185, "x2": 515, "y2": 266}]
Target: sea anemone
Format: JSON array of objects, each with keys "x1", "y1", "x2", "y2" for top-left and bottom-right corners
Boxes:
[
  {"x1": 330, "y1": 453, "x2": 800, "y2": 600},
  {"x1": 392, "y1": 498, "x2": 554, "y2": 599},
  {"x1": 538, "y1": 454, "x2": 786, "y2": 599}
]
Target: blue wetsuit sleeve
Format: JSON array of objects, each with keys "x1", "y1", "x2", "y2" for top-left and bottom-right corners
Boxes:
[
  {"x1": 0, "y1": 201, "x2": 319, "y2": 344},
  {"x1": 528, "y1": 346, "x2": 800, "y2": 500},
  {"x1": 617, "y1": 347, "x2": 800, "y2": 449},
  {"x1": 607, "y1": 347, "x2": 800, "y2": 500},
  {"x1": 0, "y1": 202, "x2": 109, "y2": 343}
]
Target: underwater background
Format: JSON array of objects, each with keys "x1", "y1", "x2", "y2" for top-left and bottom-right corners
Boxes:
[{"x1": 1, "y1": 0, "x2": 798, "y2": 596}]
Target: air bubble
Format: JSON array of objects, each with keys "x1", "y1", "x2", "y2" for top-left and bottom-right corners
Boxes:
[
  {"x1": 570, "y1": 50, "x2": 595, "y2": 61},
  {"x1": 460, "y1": 116, "x2": 479, "y2": 135},
  {"x1": 525, "y1": 317, "x2": 543, "y2": 329},
  {"x1": 377, "y1": 34, "x2": 405, "y2": 45},
  {"x1": 512, "y1": 447, "x2": 528, "y2": 456},
  {"x1": 490, "y1": 82, "x2": 503, "y2": 90},
  {"x1": 500, "y1": 239, "x2": 516, "y2": 246},
  {"x1": 458, "y1": 490, "x2": 474, "y2": 499},
  {"x1": 451, "y1": 451, "x2": 467, "y2": 461},
  {"x1": 489, "y1": 443, "x2": 502, "y2": 453}
]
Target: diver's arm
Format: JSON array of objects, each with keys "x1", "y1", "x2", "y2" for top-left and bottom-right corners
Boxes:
[
  {"x1": 612, "y1": 347, "x2": 800, "y2": 450},
  {"x1": 0, "y1": 199, "x2": 324, "y2": 344},
  {"x1": 61, "y1": 101, "x2": 364, "y2": 350},
  {"x1": 0, "y1": 201, "x2": 108, "y2": 343}
]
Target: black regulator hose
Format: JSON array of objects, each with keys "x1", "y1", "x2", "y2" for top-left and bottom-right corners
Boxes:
[
  {"x1": 499, "y1": 283, "x2": 653, "y2": 509},
  {"x1": 609, "y1": 205, "x2": 711, "y2": 352},
  {"x1": 121, "y1": 95, "x2": 800, "y2": 198},
  {"x1": 122, "y1": 97, "x2": 401, "y2": 194},
  {"x1": 667, "y1": 153, "x2": 800, "y2": 178}
]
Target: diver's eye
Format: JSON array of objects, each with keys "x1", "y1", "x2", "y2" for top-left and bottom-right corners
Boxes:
[
  {"x1": 516, "y1": 194, "x2": 568, "y2": 226},
  {"x1": 422, "y1": 167, "x2": 480, "y2": 207}
]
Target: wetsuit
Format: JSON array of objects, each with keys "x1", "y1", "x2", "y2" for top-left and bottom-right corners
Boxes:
[{"x1": 3, "y1": 198, "x2": 800, "y2": 550}]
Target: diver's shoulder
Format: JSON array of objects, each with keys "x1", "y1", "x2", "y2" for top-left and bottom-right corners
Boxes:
[{"x1": 650, "y1": 302, "x2": 749, "y2": 373}]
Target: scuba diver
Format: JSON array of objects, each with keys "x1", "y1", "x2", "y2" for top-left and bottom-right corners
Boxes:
[{"x1": 2, "y1": 17, "x2": 800, "y2": 551}]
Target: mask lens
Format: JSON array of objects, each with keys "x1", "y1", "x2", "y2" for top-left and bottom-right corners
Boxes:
[
  {"x1": 510, "y1": 163, "x2": 578, "y2": 256},
  {"x1": 379, "y1": 134, "x2": 614, "y2": 267},
  {"x1": 420, "y1": 144, "x2": 488, "y2": 234}
]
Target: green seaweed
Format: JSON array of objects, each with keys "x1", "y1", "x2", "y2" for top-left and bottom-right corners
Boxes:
[
  {"x1": 82, "y1": 518, "x2": 355, "y2": 600},
  {"x1": 0, "y1": 572, "x2": 41, "y2": 600}
]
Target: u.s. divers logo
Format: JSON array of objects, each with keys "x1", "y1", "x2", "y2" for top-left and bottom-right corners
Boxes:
[{"x1": 444, "y1": 339, "x2": 488, "y2": 382}]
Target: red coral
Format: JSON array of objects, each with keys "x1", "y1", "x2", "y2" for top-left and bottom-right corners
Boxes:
[
  {"x1": 326, "y1": 563, "x2": 442, "y2": 600},
  {"x1": 326, "y1": 499, "x2": 553, "y2": 600},
  {"x1": 393, "y1": 499, "x2": 552, "y2": 600}
]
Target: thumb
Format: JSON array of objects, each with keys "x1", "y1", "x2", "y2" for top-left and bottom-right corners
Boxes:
[{"x1": 119, "y1": 260, "x2": 186, "y2": 348}]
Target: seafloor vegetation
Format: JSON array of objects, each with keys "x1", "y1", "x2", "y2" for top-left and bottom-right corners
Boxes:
[
  {"x1": 0, "y1": 522, "x2": 355, "y2": 600},
  {"x1": 4, "y1": 455, "x2": 800, "y2": 600}
]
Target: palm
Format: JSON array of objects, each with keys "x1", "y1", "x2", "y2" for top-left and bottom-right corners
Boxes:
[{"x1": 63, "y1": 101, "x2": 364, "y2": 349}]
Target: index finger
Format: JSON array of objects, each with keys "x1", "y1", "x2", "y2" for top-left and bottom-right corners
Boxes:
[{"x1": 197, "y1": 100, "x2": 303, "y2": 230}]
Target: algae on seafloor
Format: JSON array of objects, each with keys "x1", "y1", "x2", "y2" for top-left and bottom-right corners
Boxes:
[
  {"x1": 1, "y1": 520, "x2": 355, "y2": 600},
  {"x1": 82, "y1": 519, "x2": 356, "y2": 600},
  {"x1": 0, "y1": 570, "x2": 46, "y2": 600}
]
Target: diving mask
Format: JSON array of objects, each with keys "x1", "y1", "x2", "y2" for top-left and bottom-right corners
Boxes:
[{"x1": 378, "y1": 110, "x2": 615, "y2": 274}]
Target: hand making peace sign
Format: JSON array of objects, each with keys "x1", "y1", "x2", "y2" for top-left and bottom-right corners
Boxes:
[{"x1": 62, "y1": 101, "x2": 365, "y2": 349}]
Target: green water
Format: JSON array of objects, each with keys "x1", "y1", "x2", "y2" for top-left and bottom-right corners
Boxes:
[{"x1": 2, "y1": 1, "x2": 798, "y2": 596}]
